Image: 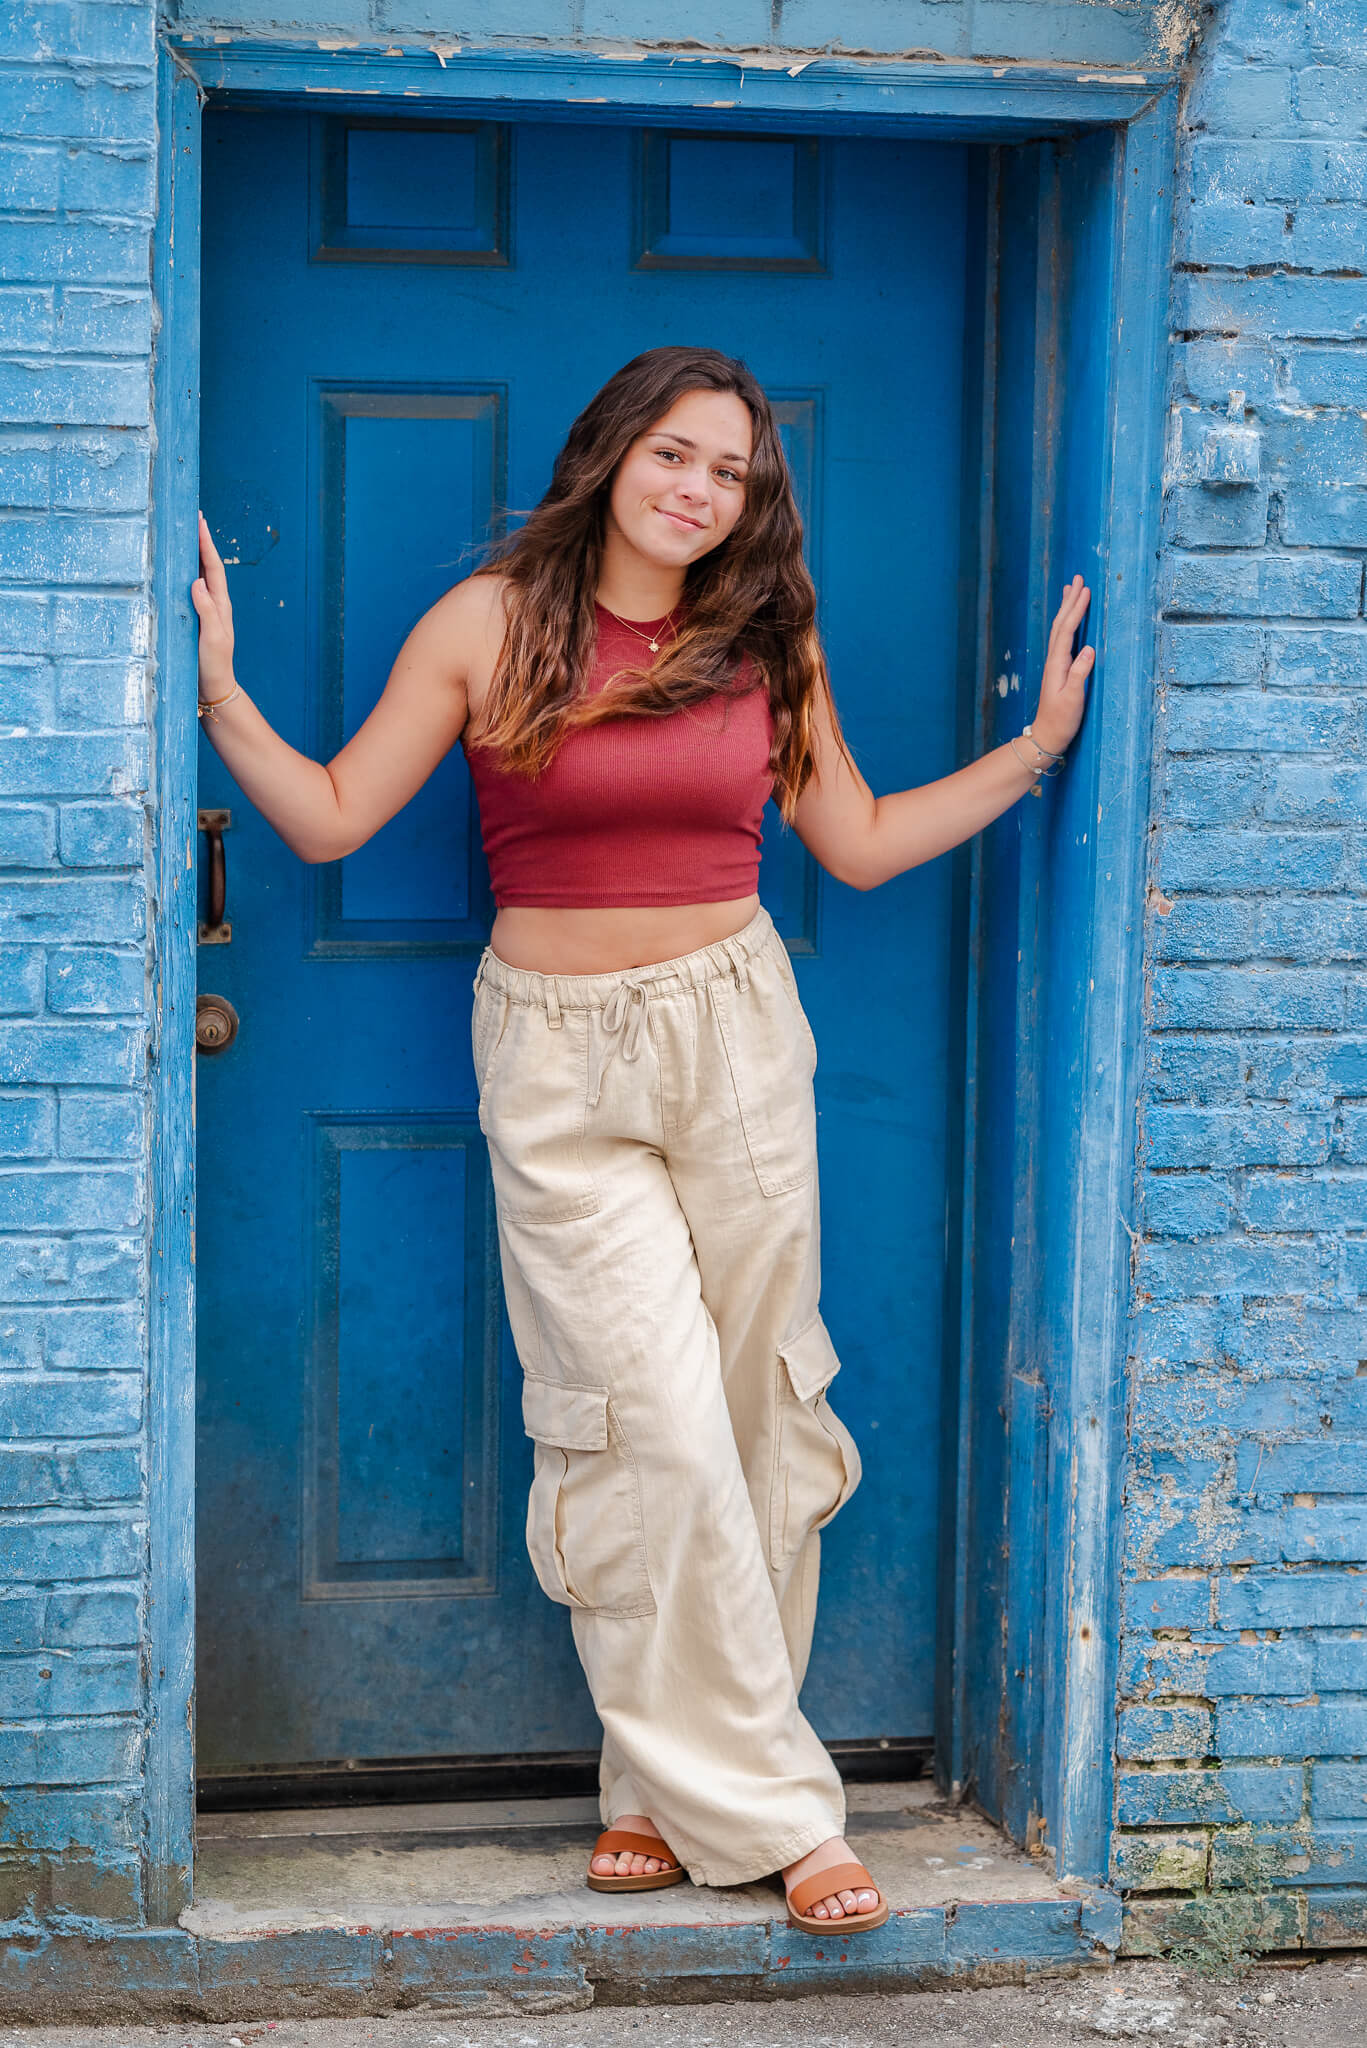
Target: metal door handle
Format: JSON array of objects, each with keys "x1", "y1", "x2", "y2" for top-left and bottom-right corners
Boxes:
[{"x1": 198, "y1": 807, "x2": 232, "y2": 944}]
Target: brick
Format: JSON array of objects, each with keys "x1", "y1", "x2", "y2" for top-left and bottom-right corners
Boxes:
[
  {"x1": 1307, "y1": 1890, "x2": 1367, "y2": 1943},
  {"x1": 2, "y1": 1371, "x2": 139, "y2": 1438},
  {"x1": 1291, "y1": 203, "x2": 1367, "y2": 270},
  {"x1": 1132, "y1": 1301, "x2": 1224, "y2": 1367},
  {"x1": 46, "y1": 1585, "x2": 140, "y2": 1646},
  {"x1": 1204, "y1": 1640, "x2": 1317, "y2": 1693},
  {"x1": 0, "y1": 1646, "x2": 139, "y2": 1718},
  {"x1": 45, "y1": 946, "x2": 144, "y2": 1015},
  {"x1": 1242, "y1": 1171, "x2": 1367, "y2": 1228},
  {"x1": 1264, "y1": 627, "x2": 1367, "y2": 688},
  {"x1": 0, "y1": 731, "x2": 145, "y2": 797},
  {"x1": 1167, "y1": 689, "x2": 1354, "y2": 752},
  {"x1": 0, "y1": 3, "x2": 155, "y2": 67},
  {"x1": 1122, "y1": 1576, "x2": 1215, "y2": 1630},
  {"x1": 1151, "y1": 966, "x2": 1346, "y2": 1029},
  {"x1": 0, "y1": 878, "x2": 144, "y2": 945},
  {"x1": 1267, "y1": 761, "x2": 1367, "y2": 821},
  {"x1": 1282, "y1": 489, "x2": 1367, "y2": 547},
  {"x1": 1188, "y1": 62, "x2": 1294, "y2": 134},
  {"x1": 1139, "y1": 1234, "x2": 1332, "y2": 1301},
  {"x1": 1254, "y1": 899, "x2": 1367, "y2": 956},
  {"x1": 1218, "y1": 1696, "x2": 1367, "y2": 1755},
  {"x1": 1158, "y1": 829, "x2": 1342, "y2": 891},
  {"x1": 1111, "y1": 1831, "x2": 1209, "y2": 1890},
  {"x1": 1213, "y1": 1822, "x2": 1367, "y2": 1884},
  {"x1": 0, "y1": 1592, "x2": 44, "y2": 1650},
  {"x1": 1306, "y1": 0, "x2": 1367, "y2": 60},
  {"x1": 1142, "y1": 1171, "x2": 1233, "y2": 1238},
  {"x1": 1117, "y1": 1703, "x2": 1215, "y2": 1759},
  {"x1": 1161, "y1": 551, "x2": 1363, "y2": 620},
  {"x1": 57, "y1": 1090, "x2": 140, "y2": 1159},
  {"x1": 0, "y1": 1444, "x2": 140, "y2": 1508},
  {"x1": 1297, "y1": 67, "x2": 1367, "y2": 135},
  {"x1": 0, "y1": 1020, "x2": 140, "y2": 1086},
  {"x1": 1145, "y1": 1036, "x2": 1247, "y2": 1101},
  {"x1": 0, "y1": 72, "x2": 155, "y2": 147},
  {"x1": 62, "y1": 145, "x2": 155, "y2": 222},
  {"x1": 0, "y1": 1301, "x2": 143, "y2": 1370},
  {"x1": 51, "y1": 429, "x2": 150, "y2": 512},
  {"x1": 0, "y1": 1091, "x2": 55, "y2": 1158},
  {"x1": 1144, "y1": 1107, "x2": 1334, "y2": 1167},
  {"x1": 0, "y1": 1718, "x2": 139, "y2": 1787},
  {"x1": 0, "y1": 1785, "x2": 137, "y2": 1852},
  {"x1": 0, "y1": 660, "x2": 52, "y2": 728},
  {"x1": 1159, "y1": 624, "x2": 1265, "y2": 688},
  {"x1": 0, "y1": 1166, "x2": 140, "y2": 1232},
  {"x1": 1312, "y1": 1763, "x2": 1367, "y2": 1816},
  {"x1": 1166, "y1": 483, "x2": 1270, "y2": 549},
  {"x1": 0, "y1": 513, "x2": 145, "y2": 584},
  {"x1": 1267, "y1": 412, "x2": 1367, "y2": 489},
  {"x1": 1176, "y1": 272, "x2": 1367, "y2": 340},
  {"x1": 1194, "y1": 140, "x2": 1367, "y2": 205},
  {"x1": 0, "y1": 803, "x2": 55, "y2": 866},
  {"x1": 1183, "y1": 201, "x2": 1290, "y2": 269},
  {"x1": 0, "y1": 1512, "x2": 141, "y2": 1581},
  {"x1": 0, "y1": 220, "x2": 148, "y2": 288},
  {"x1": 1216, "y1": 0, "x2": 1311, "y2": 63},
  {"x1": 0, "y1": 142, "x2": 60, "y2": 214},
  {"x1": 54, "y1": 291, "x2": 151, "y2": 358},
  {"x1": 1282, "y1": 1503, "x2": 1367, "y2": 1558},
  {"x1": 51, "y1": 593, "x2": 147, "y2": 660},
  {"x1": 1182, "y1": 341, "x2": 1279, "y2": 410},
  {"x1": 1117, "y1": 1765, "x2": 1304, "y2": 1827},
  {"x1": 56, "y1": 658, "x2": 144, "y2": 728},
  {"x1": 1152, "y1": 898, "x2": 1258, "y2": 961},
  {"x1": 0, "y1": 948, "x2": 44, "y2": 1016},
  {"x1": 1280, "y1": 348, "x2": 1367, "y2": 408},
  {"x1": 0, "y1": 1233, "x2": 140, "y2": 1302},
  {"x1": 0, "y1": 359, "x2": 147, "y2": 430},
  {"x1": 58, "y1": 798, "x2": 143, "y2": 867},
  {"x1": 1315, "y1": 1638, "x2": 1367, "y2": 1687},
  {"x1": 1156, "y1": 758, "x2": 1262, "y2": 826},
  {"x1": 1252, "y1": 1034, "x2": 1367, "y2": 1096}
]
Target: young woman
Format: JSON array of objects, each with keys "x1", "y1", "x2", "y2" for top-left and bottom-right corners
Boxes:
[{"x1": 192, "y1": 344, "x2": 1093, "y2": 1936}]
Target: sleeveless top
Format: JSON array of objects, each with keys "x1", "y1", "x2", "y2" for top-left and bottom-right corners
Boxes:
[{"x1": 462, "y1": 603, "x2": 775, "y2": 908}]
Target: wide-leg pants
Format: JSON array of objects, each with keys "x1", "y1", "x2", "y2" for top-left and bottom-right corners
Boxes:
[{"x1": 470, "y1": 903, "x2": 861, "y2": 1886}]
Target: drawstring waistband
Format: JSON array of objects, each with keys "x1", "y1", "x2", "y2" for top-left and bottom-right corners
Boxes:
[
  {"x1": 591, "y1": 976, "x2": 650, "y2": 1107},
  {"x1": 473, "y1": 904, "x2": 776, "y2": 1103}
]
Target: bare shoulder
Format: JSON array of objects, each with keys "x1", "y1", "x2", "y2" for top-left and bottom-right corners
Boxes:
[{"x1": 411, "y1": 569, "x2": 508, "y2": 669}]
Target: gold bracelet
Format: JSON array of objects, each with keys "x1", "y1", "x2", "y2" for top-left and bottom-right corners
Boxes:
[{"x1": 197, "y1": 681, "x2": 241, "y2": 722}]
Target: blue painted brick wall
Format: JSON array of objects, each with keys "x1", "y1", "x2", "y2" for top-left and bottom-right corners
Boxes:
[
  {"x1": 4, "y1": 0, "x2": 1365, "y2": 1965},
  {"x1": 1122, "y1": 0, "x2": 1367, "y2": 1956},
  {"x1": 0, "y1": 0, "x2": 156, "y2": 1931}
]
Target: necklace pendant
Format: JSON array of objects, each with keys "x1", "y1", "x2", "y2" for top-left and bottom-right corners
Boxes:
[{"x1": 648, "y1": 639, "x2": 660, "y2": 652}]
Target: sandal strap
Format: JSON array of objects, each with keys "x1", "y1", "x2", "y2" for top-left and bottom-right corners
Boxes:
[
  {"x1": 788, "y1": 1861, "x2": 880, "y2": 1918},
  {"x1": 592, "y1": 1827, "x2": 677, "y2": 1863}
]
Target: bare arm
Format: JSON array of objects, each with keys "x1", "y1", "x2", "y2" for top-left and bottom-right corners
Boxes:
[
  {"x1": 792, "y1": 576, "x2": 1094, "y2": 891},
  {"x1": 190, "y1": 511, "x2": 502, "y2": 863}
]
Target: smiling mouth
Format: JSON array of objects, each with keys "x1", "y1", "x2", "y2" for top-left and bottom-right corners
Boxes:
[{"x1": 657, "y1": 508, "x2": 704, "y2": 531}]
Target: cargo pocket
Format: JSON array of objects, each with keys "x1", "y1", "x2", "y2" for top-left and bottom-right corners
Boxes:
[
  {"x1": 478, "y1": 1004, "x2": 601, "y2": 1225},
  {"x1": 768, "y1": 1314, "x2": 862, "y2": 1571},
  {"x1": 713, "y1": 961, "x2": 817, "y2": 1199},
  {"x1": 521, "y1": 1377, "x2": 656, "y2": 1617}
]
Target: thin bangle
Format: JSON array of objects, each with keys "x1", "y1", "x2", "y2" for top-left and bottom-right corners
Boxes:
[
  {"x1": 1021, "y1": 722, "x2": 1065, "y2": 763},
  {"x1": 1008, "y1": 736, "x2": 1043, "y2": 779},
  {"x1": 197, "y1": 681, "x2": 242, "y2": 722}
]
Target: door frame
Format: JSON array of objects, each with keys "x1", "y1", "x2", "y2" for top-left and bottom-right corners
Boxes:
[{"x1": 148, "y1": 38, "x2": 1176, "y2": 1919}]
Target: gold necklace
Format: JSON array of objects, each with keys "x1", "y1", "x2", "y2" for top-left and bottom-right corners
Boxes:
[{"x1": 597, "y1": 599, "x2": 679, "y2": 655}]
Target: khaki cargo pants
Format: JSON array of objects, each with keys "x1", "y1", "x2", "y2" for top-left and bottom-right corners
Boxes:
[{"x1": 471, "y1": 903, "x2": 860, "y2": 1886}]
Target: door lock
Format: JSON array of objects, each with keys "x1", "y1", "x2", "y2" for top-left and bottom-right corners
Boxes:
[{"x1": 195, "y1": 993, "x2": 240, "y2": 1055}]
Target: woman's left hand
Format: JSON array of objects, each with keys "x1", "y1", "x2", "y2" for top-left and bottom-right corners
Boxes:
[{"x1": 1029, "y1": 574, "x2": 1094, "y2": 757}]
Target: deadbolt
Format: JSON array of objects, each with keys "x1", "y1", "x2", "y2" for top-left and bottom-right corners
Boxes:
[{"x1": 195, "y1": 993, "x2": 240, "y2": 1054}]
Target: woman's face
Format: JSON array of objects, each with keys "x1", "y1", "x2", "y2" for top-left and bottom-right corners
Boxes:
[{"x1": 604, "y1": 387, "x2": 754, "y2": 572}]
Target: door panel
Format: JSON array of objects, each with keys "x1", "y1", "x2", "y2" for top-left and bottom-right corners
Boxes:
[{"x1": 196, "y1": 109, "x2": 969, "y2": 1772}]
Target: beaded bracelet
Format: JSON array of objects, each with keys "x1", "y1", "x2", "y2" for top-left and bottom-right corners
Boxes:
[{"x1": 197, "y1": 681, "x2": 241, "y2": 722}]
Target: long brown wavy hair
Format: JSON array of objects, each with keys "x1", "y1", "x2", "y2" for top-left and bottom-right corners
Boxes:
[{"x1": 469, "y1": 345, "x2": 848, "y2": 822}]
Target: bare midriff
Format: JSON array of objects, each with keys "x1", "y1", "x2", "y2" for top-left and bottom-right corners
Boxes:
[{"x1": 488, "y1": 894, "x2": 761, "y2": 975}]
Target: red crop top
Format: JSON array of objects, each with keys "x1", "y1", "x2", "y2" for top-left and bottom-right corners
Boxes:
[{"x1": 462, "y1": 604, "x2": 775, "y2": 908}]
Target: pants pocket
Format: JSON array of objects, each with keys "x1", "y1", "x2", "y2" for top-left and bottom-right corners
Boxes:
[
  {"x1": 713, "y1": 954, "x2": 817, "y2": 1199},
  {"x1": 768, "y1": 1313, "x2": 862, "y2": 1571},
  {"x1": 521, "y1": 1376, "x2": 656, "y2": 1617},
  {"x1": 478, "y1": 1004, "x2": 601, "y2": 1225}
]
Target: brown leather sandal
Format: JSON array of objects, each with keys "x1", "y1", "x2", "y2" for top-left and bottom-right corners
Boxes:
[
  {"x1": 585, "y1": 1824, "x2": 687, "y2": 1893},
  {"x1": 785, "y1": 1859, "x2": 889, "y2": 1933}
]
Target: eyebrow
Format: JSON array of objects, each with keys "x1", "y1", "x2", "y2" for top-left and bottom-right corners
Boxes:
[{"x1": 653, "y1": 431, "x2": 751, "y2": 464}]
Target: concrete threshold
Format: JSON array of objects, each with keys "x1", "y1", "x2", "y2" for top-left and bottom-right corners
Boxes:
[{"x1": 0, "y1": 1783, "x2": 1121, "y2": 2022}]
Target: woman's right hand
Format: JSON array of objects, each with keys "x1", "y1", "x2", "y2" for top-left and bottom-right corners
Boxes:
[{"x1": 192, "y1": 511, "x2": 236, "y2": 704}]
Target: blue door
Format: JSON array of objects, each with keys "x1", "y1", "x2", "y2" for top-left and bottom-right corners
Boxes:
[{"x1": 196, "y1": 108, "x2": 970, "y2": 1777}]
